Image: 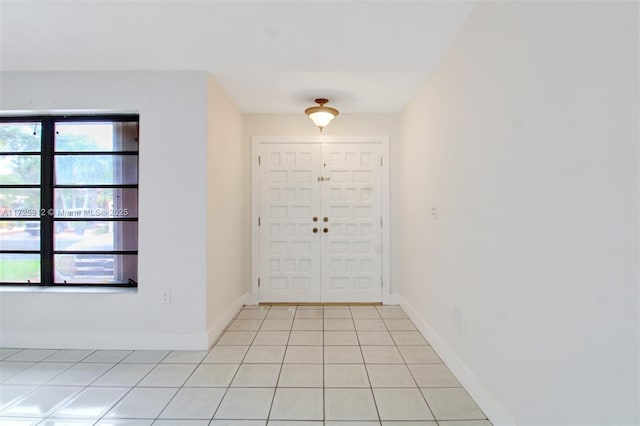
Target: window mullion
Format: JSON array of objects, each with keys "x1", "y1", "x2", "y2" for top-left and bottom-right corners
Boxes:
[{"x1": 41, "y1": 118, "x2": 54, "y2": 286}]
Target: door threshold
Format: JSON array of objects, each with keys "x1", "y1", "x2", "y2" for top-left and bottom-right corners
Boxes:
[{"x1": 259, "y1": 302, "x2": 383, "y2": 306}]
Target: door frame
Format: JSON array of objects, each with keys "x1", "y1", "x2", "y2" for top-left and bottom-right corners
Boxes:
[{"x1": 250, "y1": 135, "x2": 391, "y2": 304}]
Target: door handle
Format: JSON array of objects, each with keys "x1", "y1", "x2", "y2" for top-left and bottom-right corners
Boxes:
[
  {"x1": 312, "y1": 217, "x2": 318, "y2": 222},
  {"x1": 323, "y1": 228, "x2": 329, "y2": 233},
  {"x1": 323, "y1": 217, "x2": 329, "y2": 222},
  {"x1": 313, "y1": 228, "x2": 318, "y2": 233}
]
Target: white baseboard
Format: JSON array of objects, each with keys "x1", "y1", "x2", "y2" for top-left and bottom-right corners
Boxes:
[
  {"x1": 0, "y1": 331, "x2": 208, "y2": 350},
  {"x1": 397, "y1": 295, "x2": 516, "y2": 426},
  {"x1": 0, "y1": 293, "x2": 253, "y2": 351},
  {"x1": 206, "y1": 292, "x2": 251, "y2": 347}
]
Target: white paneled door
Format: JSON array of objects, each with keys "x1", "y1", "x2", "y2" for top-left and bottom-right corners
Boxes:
[
  {"x1": 257, "y1": 142, "x2": 383, "y2": 303},
  {"x1": 320, "y1": 144, "x2": 382, "y2": 302},
  {"x1": 258, "y1": 144, "x2": 322, "y2": 302}
]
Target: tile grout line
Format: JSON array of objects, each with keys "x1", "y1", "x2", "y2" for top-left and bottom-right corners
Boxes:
[
  {"x1": 3, "y1": 348, "x2": 131, "y2": 421},
  {"x1": 322, "y1": 305, "x2": 326, "y2": 424},
  {"x1": 388, "y1": 312, "x2": 491, "y2": 423},
  {"x1": 384, "y1": 312, "x2": 438, "y2": 423},
  {"x1": 97, "y1": 306, "x2": 247, "y2": 424},
  {"x1": 92, "y1": 349, "x2": 179, "y2": 424},
  {"x1": 351, "y1": 305, "x2": 382, "y2": 424},
  {"x1": 265, "y1": 304, "x2": 291, "y2": 422},
  {"x1": 212, "y1": 304, "x2": 270, "y2": 422}
]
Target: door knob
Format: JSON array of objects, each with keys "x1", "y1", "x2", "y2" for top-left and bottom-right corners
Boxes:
[
  {"x1": 313, "y1": 228, "x2": 318, "y2": 233},
  {"x1": 323, "y1": 217, "x2": 329, "y2": 222},
  {"x1": 323, "y1": 228, "x2": 329, "y2": 233},
  {"x1": 312, "y1": 217, "x2": 318, "y2": 222}
]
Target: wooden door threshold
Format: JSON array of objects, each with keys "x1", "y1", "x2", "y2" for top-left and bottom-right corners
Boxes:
[{"x1": 259, "y1": 302, "x2": 382, "y2": 306}]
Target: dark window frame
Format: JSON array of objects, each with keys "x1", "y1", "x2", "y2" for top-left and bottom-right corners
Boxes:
[{"x1": 0, "y1": 114, "x2": 139, "y2": 287}]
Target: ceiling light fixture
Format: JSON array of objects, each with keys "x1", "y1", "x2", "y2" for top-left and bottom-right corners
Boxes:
[{"x1": 305, "y1": 98, "x2": 339, "y2": 132}]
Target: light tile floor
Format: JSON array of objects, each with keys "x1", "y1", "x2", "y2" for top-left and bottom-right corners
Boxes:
[{"x1": 0, "y1": 305, "x2": 492, "y2": 426}]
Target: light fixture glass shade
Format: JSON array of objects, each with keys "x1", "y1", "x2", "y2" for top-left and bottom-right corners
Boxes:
[
  {"x1": 305, "y1": 98, "x2": 339, "y2": 131},
  {"x1": 308, "y1": 111, "x2": 336, "y2": 128}
]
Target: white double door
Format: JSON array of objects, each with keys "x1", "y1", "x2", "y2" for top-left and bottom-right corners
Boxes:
[{"x1": 258, "y1": 143, "x2": 383, "y2": 303}]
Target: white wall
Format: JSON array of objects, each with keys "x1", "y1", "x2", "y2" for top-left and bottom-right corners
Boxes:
[
  {"x1": 243, "y1": 114, "x2": 401, "y2": 297},
  {"x1": 399, "y1": 1, "x2": 639, "y2": 425},
  {"x1": 205, "y1": 76, "x2": 246, "y2": 344},
  {"x1": 0, "y1": 71, "x2": 212, "y2": 349}
]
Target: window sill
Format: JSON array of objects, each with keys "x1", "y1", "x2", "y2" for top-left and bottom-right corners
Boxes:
[{"x1": 0, "y1": 286, "x2": 137, "y2": 294}]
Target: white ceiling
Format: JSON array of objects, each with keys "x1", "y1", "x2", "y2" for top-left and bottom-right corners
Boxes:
[{"x1": 0, "y1": 1, "x2": 475, "y2": 113}]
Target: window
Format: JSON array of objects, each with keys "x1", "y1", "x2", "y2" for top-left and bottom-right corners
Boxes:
[{"x1": 0, "y1": 115, "x2": 139, "y2": 287}]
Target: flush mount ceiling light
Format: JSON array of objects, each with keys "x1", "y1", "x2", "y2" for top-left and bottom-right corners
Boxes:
[{"x1": 305, "y1": 98, "x2": 339, "y2": 132}]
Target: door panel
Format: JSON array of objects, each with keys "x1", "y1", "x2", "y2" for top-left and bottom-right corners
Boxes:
[
  {"x1": 259, "y1": 144, "x2": 321, "y2": 302},
  {"x1": 320, "y1": 144, "x2": 382, "y2": 302}
]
